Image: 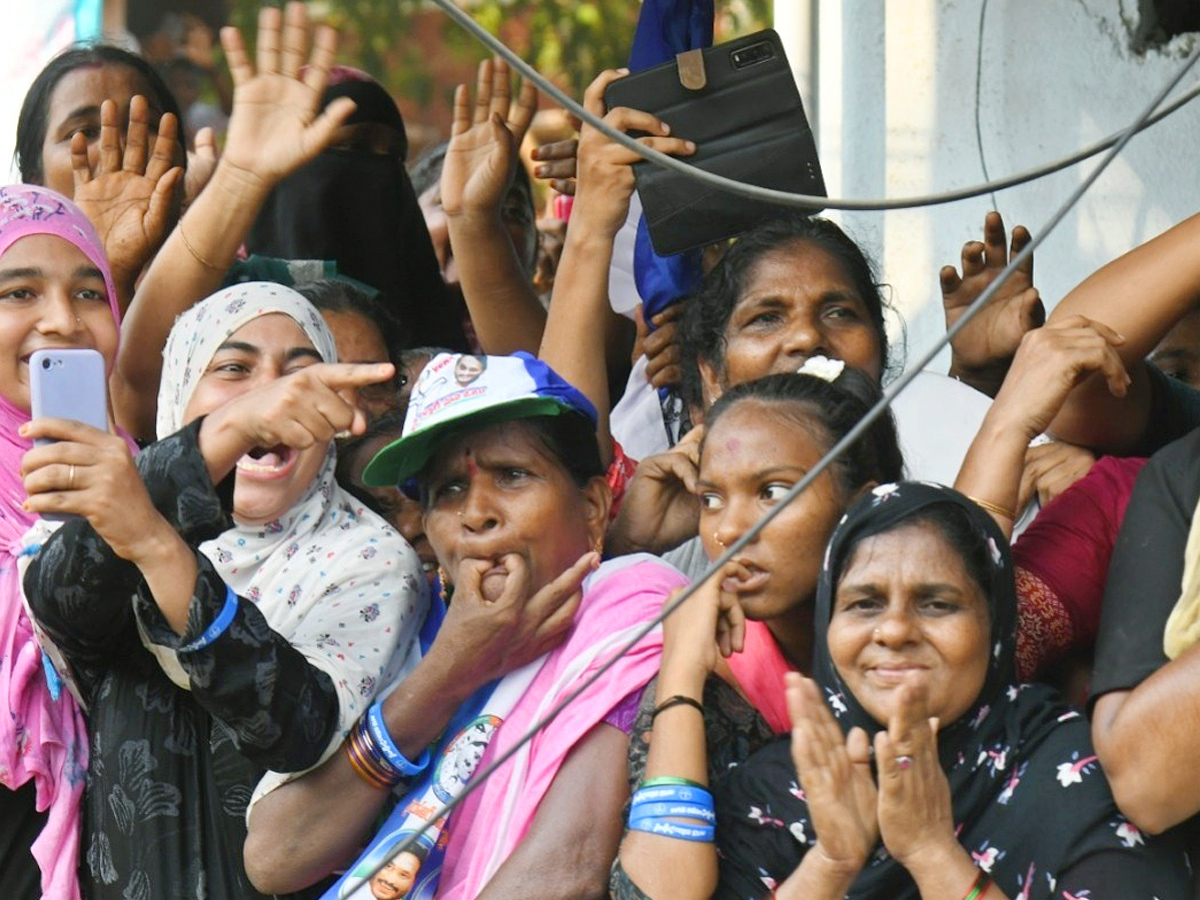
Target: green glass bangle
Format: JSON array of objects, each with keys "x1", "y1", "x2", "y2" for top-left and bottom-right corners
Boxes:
[
  {"x1": 962, "y1": 869, "x2": 991, "y2": 900},
  {"x1": 641, "y1": 776, "x2": 707, "y2": 790}
]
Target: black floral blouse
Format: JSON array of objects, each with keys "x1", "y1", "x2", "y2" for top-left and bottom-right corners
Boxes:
[
  {"x1": 24, "y1": 421, "x2": 337, "y2": 900},
  {"x1": 609, "y1": 673, "x2": 777, "y2": 900}
]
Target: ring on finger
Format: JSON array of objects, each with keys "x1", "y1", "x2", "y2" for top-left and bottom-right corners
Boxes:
[
  {"x1": 894, "y1": 755, "x2": 914, "y2": 771},
  {"x1": 67, "y1": 463, "x2": 76, "y2": 491}
]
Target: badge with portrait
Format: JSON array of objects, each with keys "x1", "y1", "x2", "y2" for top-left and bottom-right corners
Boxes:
[{"x1": 324, "y1": 663, "x2": 541, "y2": 900}]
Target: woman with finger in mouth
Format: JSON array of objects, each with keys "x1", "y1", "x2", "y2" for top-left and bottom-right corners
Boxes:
[{"x1": 243, "y1": 352, "x2": 687, "y2": 900}]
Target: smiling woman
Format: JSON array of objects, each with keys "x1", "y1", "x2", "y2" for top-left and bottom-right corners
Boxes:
[
  {"x1": 708, "y1": 483, "x2": 1191, "y2": 900},
  {"x1": 0, "y1": 185, "x2": 127, "y2": 900},
  {"x1": 21, "y1": 283, "x2": 426, "y2": 899},
  {"x1": 15, "y1": 45, "x2": 186, "y2": 197}
]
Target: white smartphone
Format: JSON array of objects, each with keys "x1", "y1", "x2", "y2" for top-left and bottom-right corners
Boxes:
[
  {"x1": 29, "y1": 348, "x2": 109, "y2": 440},
  {"x1": 28, "y1": 349, "x2": 109, "y2": 521}
]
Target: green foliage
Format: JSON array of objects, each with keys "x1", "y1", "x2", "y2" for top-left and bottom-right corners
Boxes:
[{"x1": 227, "y1": 0, "x2": 773, "y2": 108}]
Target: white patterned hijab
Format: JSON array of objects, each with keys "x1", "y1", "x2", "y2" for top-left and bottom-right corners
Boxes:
[{"x1": 156, "y1": 283, "x2": 428, "y2": 779}]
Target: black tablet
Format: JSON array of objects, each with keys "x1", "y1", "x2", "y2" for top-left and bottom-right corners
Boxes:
[{"x1": 604, "y1": 30, "x2": 826, "y2": 256}]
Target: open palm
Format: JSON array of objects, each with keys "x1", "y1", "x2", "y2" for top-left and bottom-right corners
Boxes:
[
  {"x1": 72, "y1": 96, "x2": 182, "y2": 291},
  {"x1": 218, "y1": 3, "x2": 355, "y2": 190}
]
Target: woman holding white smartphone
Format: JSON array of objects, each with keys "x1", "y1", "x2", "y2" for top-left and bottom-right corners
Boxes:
[{"x1": 0, "y1": 183, "x2": 129, "y2": 900}]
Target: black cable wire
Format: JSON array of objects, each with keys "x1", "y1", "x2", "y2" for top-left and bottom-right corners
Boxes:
[
  {"x1": 974, "y1": 0, "x2": 1000, "y2": 211},
  {"x1": 431, "y1": 0, "x2": 1200, "y2": 212},
  {"x1": 346, "y1": 17, "x2": 1200, "y2": 884}
]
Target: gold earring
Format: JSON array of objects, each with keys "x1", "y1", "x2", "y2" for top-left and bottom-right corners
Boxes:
[{"x1": 436, "y1": 566, "x2": 450, "y2": 604}]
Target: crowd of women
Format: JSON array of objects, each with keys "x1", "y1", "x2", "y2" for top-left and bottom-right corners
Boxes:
[{"x1": 4, "y1": 3, "x2": 1200, "y2": 899}]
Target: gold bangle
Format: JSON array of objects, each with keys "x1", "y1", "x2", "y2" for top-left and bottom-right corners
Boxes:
[
  {"x1": 178, "y1": 221, "x2": 222, "y2": 271},
  {"x1": 966, "y1": 495, "x2": 1014, "y2": 520}
]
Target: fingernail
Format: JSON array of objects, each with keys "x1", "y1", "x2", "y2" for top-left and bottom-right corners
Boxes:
[
  {"x1": 536, "y1": 165, "x2": 548, "y2": 177},
  {"x1": 660, "y1": 122, "x2": 670, "y2": 135},
  {"x1": 617, "y1": 67, "x2": 630, "y2": 75},
  {"x1": 18, "y1": 424, "x2": 27, "y2": 436},
  {"x1": 685, "y1": 141, "x2": 696, "y2": 152}
]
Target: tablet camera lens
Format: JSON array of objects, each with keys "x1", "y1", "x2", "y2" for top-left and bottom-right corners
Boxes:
[{"x1": 41, "y1": 358, "x2": 51, "y2": 370}]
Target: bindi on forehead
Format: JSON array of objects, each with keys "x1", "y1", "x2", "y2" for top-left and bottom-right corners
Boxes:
[
  {"x1": 724, "y1": 437, "x2": 742, "y2": 453},
  {"x1": 465, "y1": 452, "x2": 478, "y2": 477}
]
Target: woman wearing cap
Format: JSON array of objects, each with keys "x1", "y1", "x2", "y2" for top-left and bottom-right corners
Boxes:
[
  {"x1": 244, "y1": 351, "x2": 688, "y2": 900},
  {"x1": 627, "y1": 483, "x2": 1189, "y2": 900}
]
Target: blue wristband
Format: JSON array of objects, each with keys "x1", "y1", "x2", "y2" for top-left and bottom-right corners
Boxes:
[
  {"x1": 632, "y1": 784, "x2": 713, "y2": 807},
  {"x1": 628, "y1": 800, "x2": 716, "y2": 824},
  {"x1": 629, "y1": 817, "x2": 715, "y2": 843},
  {"x1": 179, "y1": 585, "x2": 239, "y2": 653},
  {"x1": 366, "y1": 700, "x2": 431, "y2": 778}
]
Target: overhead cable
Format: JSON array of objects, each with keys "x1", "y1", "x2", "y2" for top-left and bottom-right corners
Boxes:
[
  {"x1": 360, "y1": 3, "x2": 1200, "y2": 879},
  {"x1": 431, "y1": 0, "x2": 1200, "y2": 211}
]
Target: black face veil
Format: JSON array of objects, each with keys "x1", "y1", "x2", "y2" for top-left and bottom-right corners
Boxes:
[{"x1": 247, "y1": 75, "x2": 469, "y2": 352}]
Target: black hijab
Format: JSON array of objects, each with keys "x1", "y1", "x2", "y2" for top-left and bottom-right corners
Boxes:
[
  {"x1": 246, "y1": 74, "x2": 469, "y2": 352},
  {"x1": 712, "y1": 482, "x2": 1189, "y2": 900}
]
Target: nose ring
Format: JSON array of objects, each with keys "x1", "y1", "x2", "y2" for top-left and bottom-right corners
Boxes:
[
  {"x1": 713, "y1": 531, "x2": 725, "y2": 548},
  {"x1": 873, "y1": 627, "x2": 882, "y2": 640}
]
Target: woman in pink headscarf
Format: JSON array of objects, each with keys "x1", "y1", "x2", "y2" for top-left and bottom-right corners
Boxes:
[{"x1": 0, "y1": 183, "x2": 132, "y2": 899}]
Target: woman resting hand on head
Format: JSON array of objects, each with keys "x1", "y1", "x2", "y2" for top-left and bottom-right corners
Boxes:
[
  {"x1": 708, "y1": 483, "x2": 1189, "y2": 900},
  {"x1": 21, "y1": 283, "x2": 424, "y2": 899},
  {"x1": 613, "y1": 368, "x2": 903, "y2": 900},
  {"x1": 0, "y1": 184, "x2": 134, "y2": 900},
  {"x1": 243, "y1": 352, "x2": 687, "y2": 900}
]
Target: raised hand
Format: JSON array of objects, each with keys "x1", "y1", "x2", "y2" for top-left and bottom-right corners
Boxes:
[
  {"x1": 71, "y1": 95, "x2": 183, "y2": 300},
  {"x1": 218, "y1": 2, "x2": 355, "y2": 192},
  {"x1": 607, "y1": 424, "x2": 704, "y2": 556},
  {"x1": 572, "y1": 69, "x2": 696, "y2": 241},
  {"x1": 943, "y1": 211, "x2": 1043, "y2": 397},
  {"x1": 874, "y1": 683, "x2": 954, "y2": 868},
  {"x1": 442, "y1": 57, "x2": 538, "y2": 220},
  {"x1": 987, "y1": 314, "x2": 1129, "y2": 445},
  {"x1": 786, "y1": 674, "x2": 877, "y2": 880},
  {"x1": 532, "y1": 118, "x2": 580, "y2": 196},
  {"x1": 183, "y1": 126, "x2": 219, "y2": 208},
  {"x1": 634, "y1": 302, "x2": 685, "y2": 389}
]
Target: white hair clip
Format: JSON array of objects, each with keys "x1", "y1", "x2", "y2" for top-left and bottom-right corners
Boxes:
[{"x1": 797, "y1": 355, "x2": 845, "y2": 383}]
